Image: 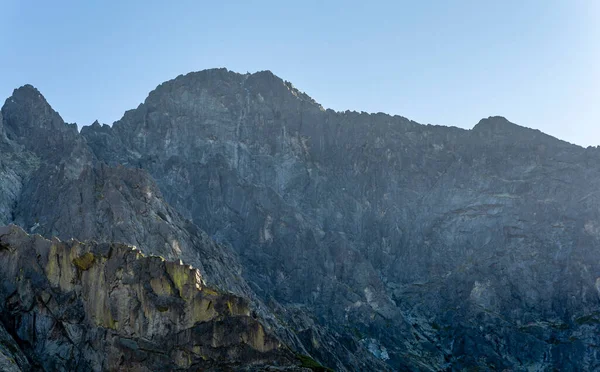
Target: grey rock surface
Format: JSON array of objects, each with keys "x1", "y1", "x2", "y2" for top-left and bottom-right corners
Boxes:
[
  {"x1": 0, "y1": 224, "x2": 304, "y2": 371},
  {"x1": 2, "y1": 69, "x2": 600, "y2": 370},
  {"x1": 82, "y1": 69, "x2": 600, "y2": 371},
  {"x1": 0, "y1": 84, "x2": 319, "y2": 371},
  {"x1": 0, "y1": 320, "x2": 30, "y2": 372}
]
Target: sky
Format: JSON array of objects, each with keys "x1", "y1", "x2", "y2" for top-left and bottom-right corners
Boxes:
[{"x1": 1, "y1": 0, "x2": 598, "y2": 146}]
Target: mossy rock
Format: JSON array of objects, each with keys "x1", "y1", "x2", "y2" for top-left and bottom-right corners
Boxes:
[
  {"x1": 296, "y1": 354, "x2": 335, "y2": 372},
  {"x1": 202, "y1": 288, "x2": 219, "y2": 296},
  {"x1": 73, "y1": 252, "x2": 95, "y2": 271}
]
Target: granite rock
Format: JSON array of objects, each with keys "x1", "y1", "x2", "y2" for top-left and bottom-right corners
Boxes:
[
  {"x1": 0, "y1": 224, "x2": 304, "y2": 371},
  {"x1": 2, "y1": 69, "x2": 600, "y2": 370}
]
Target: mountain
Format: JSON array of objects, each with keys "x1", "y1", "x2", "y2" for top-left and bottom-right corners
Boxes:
[{"x1": 2, "y1": 68, "x2": 600, "y2": 371}]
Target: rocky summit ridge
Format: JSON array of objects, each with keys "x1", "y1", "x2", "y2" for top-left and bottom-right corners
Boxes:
[{"x1": 1, "y1": 68, "x2": 600, "y2": 371}]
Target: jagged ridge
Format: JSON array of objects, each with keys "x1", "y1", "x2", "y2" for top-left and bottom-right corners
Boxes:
[
  {"x1": 0, "y1": 224, "x2": 302, "y2": 371},
  {"x1": 3, "y1": 68, "x2": 600, "y2": 371}
]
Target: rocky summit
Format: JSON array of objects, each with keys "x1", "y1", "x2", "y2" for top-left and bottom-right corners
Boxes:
[{"x1": 1, "y1": 68, "x2": 600, "y2": 371}]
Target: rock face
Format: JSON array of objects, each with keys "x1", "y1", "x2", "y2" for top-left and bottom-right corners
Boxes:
[
  {"x1": 0, "y1": 83, "x2": 312, "y2": 371},
  {"x1": 2, "y1": 69, "x2": 600, "y2": 371},
  {"x1": 0, "y1": 224, "x2": 301, "y2": 371}
]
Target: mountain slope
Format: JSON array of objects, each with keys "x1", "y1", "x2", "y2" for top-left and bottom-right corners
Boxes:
[
  {"x1": 2, "y1": 68, "x2": 600, "y2": 370},
  {"x1": 0, "y1": 84, "x2": 329, "y2": 371},
  {"x1": 82, "y1": 69, "x2": 600, "y2": 371}
]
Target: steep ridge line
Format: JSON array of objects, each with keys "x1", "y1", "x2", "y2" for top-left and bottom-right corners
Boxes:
[{"x1": 0, "y1": 224, "x2": 305, "y2": 371}]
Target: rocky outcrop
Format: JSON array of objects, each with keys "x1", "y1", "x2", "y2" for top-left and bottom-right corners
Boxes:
[{"x1": 0, "y1": 224, "x2": 303, "y2": 371}]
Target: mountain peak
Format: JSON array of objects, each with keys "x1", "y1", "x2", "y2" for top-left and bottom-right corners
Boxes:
[
  {"x1": 2, "y1": 84, "x2": 68, "y2": 139},
  {"x1": 12, "y1": 83, "x2": 44, "y2": 98},
  {"x1": 141, "y1": 68, "x2": 321, "y2": 113},
  {"x1": 471, "y1": 115, "x2": 570, "y2": 146},
  {"x1": 473, "y1": 116, "x2": 515, "y2": 131},
  {"x1": 7, "y1": 84, "x2": 56, "y2": 116}
]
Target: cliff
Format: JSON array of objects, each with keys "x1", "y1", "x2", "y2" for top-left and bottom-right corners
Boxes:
[{"x1": 2, "y1": 68, "x2": 600, "y2": 370}]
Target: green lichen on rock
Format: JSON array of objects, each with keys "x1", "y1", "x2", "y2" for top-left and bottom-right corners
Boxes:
[
  {"x1": 202, "y1": 287, "x2": 218, "y2": 296},
  {"x1": 109, "y1": 319, "x2": 118, "y2": 330},
  {"x1": 166, "y1": 262, "x2": 192, "y2": 298},
  {"x1": 190, "y1": 297, "x2": 216, "y2": 324},
  {"x1": 0, "y1": 225, "x2": 298, "y2": 371},
  {"x1": 296, "y1": 354, "x2": 334, "y2": 372},
  {"x1": 73, "y1": 252, "x2": 95, "y2": 271},
  {"x1": 45, "y1": 244, "x2": 59, "y2": 285},
  {"x1": 150, "y1": 277, "x2": 174, "y2": 296}
]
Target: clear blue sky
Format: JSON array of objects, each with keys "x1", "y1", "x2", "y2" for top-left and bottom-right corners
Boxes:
[{"x1": 1, "y1": 1, "x2": 598, "y2": 146}]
